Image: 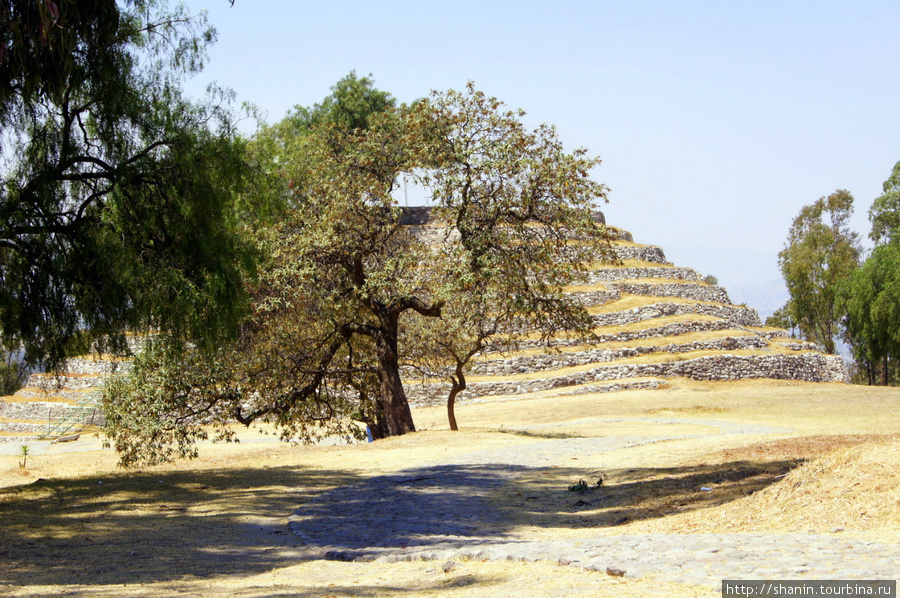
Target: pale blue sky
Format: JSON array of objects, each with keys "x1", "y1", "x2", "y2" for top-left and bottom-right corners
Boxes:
[{"x1": 183, "y1": 0, "x2": 899, "y2": 308}]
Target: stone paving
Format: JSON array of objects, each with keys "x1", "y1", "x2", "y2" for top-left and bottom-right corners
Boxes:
[{"x1": 289, "y1": 418, "x2": 899, "y2": 588}]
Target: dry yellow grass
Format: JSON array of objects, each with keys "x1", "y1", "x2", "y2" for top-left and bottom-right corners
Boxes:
[
  {"x1": 2, "y1": 380, "x2": 899, "y2": 597},
  {"x1": 586, "y1": 295, "x2": 694, "y2": 314},
  {"x1": 631, "y1": 435, "x2": 900, "y2": 540},
  {"x1": 564, "y1": 281, "x2": 610, "y2": 292},
  {"x1": 725, "y1": 437, "x2": 900, "y2": 533}
]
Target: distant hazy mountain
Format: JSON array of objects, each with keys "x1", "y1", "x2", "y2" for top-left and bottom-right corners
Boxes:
[{"x1": 727, "y1": 280, "x2": 789, "y2": 323}]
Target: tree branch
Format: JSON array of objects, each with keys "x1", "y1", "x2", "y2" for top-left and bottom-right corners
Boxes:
[{"x1": 396, "y1": 297, "x2": 444, "y2": 318}]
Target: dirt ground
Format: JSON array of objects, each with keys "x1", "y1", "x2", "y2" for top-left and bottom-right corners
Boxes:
[{"x1": 1, "y1": 378, "x2": 898, "y2": 597}]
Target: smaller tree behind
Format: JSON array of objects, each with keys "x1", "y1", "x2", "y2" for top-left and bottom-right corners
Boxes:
[
  {"x1": 765, "y1": 303, "x2": 799, "y2": 338},
  {"x1": 401, "y1": 84, "x2": 611, "y2": 430},
  {"x1": 777, "y1": 190, "x2": 861, "y2": 354}
]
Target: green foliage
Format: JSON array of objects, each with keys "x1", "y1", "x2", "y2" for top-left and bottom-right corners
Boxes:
[
  {"x1": 703, "y1": 275, "x2": 718, "y2": 286},
  {"x1": 0, "y1": 0, "x2": 259, "y2": 368},
  {"x1": 0, "y1": 336, "x2": 29, "y2": 395},
  {"x1": 104, "y1": 80, "x2": 611, "y2": 466},
  {"x1": 1, "y1": 1, "x2": 119, "y2": 113},
  {"x1": 102, "y1": 340, "x2": 365, "y2": 468},
  {"x1": 868, "y1": 160, "x2": 900, "y2": 245},
  {"x1": 838, "y1": 161, "x2": 900, "y2": 384},
  {"x1": 837, "y1": 243, "x2": 900, "y2": 386},
  {"x1": 18, "y1": 445, "x2": 29, "y2": 469},
  {"x1": 765, "y1": 304, "x2": 799, "y2": 338},
  {"x1": 283, "y1": 71, "x2": 396, "y2": 134},
  {"x1": 777, "y1": 190, "x2": 861, "y2": 354},
  {"x1": 103, "y1": 343, "x2": 214, "y2": 467}
]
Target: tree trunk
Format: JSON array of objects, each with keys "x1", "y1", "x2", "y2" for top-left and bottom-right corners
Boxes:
[
  {"x1": 446, "y1": 362, "x2": 467, "y2": 431},
  {"x1": 374, "y1": 320, "x2": 416, "y2": 437},
  {"x1": 823, "y1": 330, "x2": 835, "y2": 355},
  {"x1": 376, "y1": 355, "x2": 416, "y2": 436},
  {"x1": 447, "y1": 384, "x2": 460, "y2": 431},
  {"x1": 363, "y1": 391, "x2": 390, "y2": 440},
  {"x1": 364, "y1": 297, "x2": 441, "y2": 438}
]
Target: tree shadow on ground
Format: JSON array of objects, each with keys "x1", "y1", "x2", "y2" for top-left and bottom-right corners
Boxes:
[
  {"x1": 505, "y1": 458, "x2": 801, "y2": 530},
  {"x1": 0, "y1": 465, "x2": 357, "y2": 587},
  {"x1": 287, "y1": 458, "x2": 803, "y2": 559},
  {"x1": 0, "y1": 455, "x2": 803, "y2": 587}
]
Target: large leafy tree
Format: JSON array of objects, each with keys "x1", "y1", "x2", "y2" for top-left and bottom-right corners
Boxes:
[
  {"x1": 777, "y1": 190, "x2": 862, "y2": 354},
  {"x1": 838, "y1": 243, "x2": 900, "y2": 385},
  {"x1": 868, "y1": 160, "x2": 900, "y2": 246},
  {"x1": 0, "y1": 0, "x2": 257, "y2": 367},
  {"x1": 837, "y1": 161, "x2": 900, "y2": 386},
  {"x1": 103, "y1": 83, "x2": 610, "y2": 465}
]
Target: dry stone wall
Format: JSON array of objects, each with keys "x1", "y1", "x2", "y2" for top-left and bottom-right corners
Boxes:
[
  {"x1": 497, "y1": 319, "x2": 740, "y2": 352},
  {"x1": 609, "y1": 246, "x2": 669, "y2": 264},
  {"x1": 0, "y1": 399, "x2": 101, "y2": 426},
  {"x1": 779, "y1": 341, "x2": 820, "y2": 351},
  {"x1": 472, "y1": 335, "x2": 769, "y2": 376},
  {"x1": 585, "y1": 266, "x2": 704, "y2": 283},
  {"x1": 397, "y1": 210, "x2": 846, "y2": 407},
  {"x1": 609, "y1": 229, "x2": 634, "y2": 242},
  {"x1": 62, "y1": 357, "x2": 125, "y2": 376},
  {"x1": 407, "y1": 353, "x2": 847, "y2": 407},
  {"x1": 591, "y1": 302, "x2": 761, "y2": 328},
  {"x1": 0, "y1": 352, "x2": 122, "y2": 440},
  {"x1": 606, "y1": 282, "x2": 730, "y2": 304},
  {"x1": 26, "y1": 373, "x2": 107, "y2": 393},
  {"x1": 571, "y1": 283, "x2": 729, "y2": 308},
  {"x1": 570, "y1": 289, "x2": 622, "y2": 306},
  {"x1": 405, "y1": 225, "x2": 459, "y2": 247}
]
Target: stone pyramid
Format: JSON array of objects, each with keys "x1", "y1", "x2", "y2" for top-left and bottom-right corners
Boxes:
[{"x1": 404, "y1": 215, "x2": 846, "y2": 408}]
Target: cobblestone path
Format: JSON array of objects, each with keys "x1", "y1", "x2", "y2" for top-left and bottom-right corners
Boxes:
[{"x1": 289, "y1": 419, "x2": 899, "y2": 587}]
